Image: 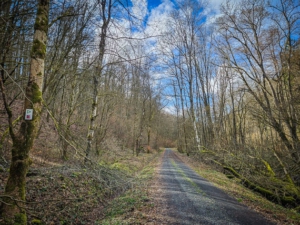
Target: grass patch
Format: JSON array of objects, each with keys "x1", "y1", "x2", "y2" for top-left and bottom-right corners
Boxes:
[
  {"x1": 98, "y1": 151, "x2": 161, "y2": 224},
  {"x1": 100, "y1": 188, "x2": 150, "y2": 225}
]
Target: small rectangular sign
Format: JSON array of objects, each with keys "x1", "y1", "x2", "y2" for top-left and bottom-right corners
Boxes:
[{"x1": 25, "y1": 109, "x2": 33, "y2": 120}]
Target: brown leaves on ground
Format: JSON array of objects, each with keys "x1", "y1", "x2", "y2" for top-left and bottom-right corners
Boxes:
[{"x1": 0, "y1": 163, "x2": 131, "y2": 224}]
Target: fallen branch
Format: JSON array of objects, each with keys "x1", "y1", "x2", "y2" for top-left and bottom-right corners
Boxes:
[{"x1": 223, "y1": 166, "x2": 297, "y2": 206}]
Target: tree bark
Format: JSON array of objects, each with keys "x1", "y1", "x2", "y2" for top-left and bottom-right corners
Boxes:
[
  {"x1": 85, "y1": 0, "x2": 111, "y2": 162},
  {"x1": 0, "y1": 0, "x2": 49, "y2": 224}
]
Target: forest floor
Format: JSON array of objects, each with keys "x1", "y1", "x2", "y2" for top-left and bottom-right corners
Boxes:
[{"x1": 0, "y1": 146, "x2": 162, "y2": 224}]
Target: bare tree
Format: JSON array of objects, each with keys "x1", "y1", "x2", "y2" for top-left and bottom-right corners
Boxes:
[
  {"x1": 85, "y1": 0, "x2": 113, "y2": 162},
  {"x1": 217, "y1": 0, "x2": 300, "y2": 164}
]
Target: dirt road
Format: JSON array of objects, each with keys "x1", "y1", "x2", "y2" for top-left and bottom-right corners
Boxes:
[{"x1": 156, "y1": 149, "x2": 275, "y2": 225}]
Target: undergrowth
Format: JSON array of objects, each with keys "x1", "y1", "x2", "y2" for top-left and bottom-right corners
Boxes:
[
  {"x1": 0, "y1": 149, "x2": 161, "y2": 225},
  {"x1": 98, "y1": 151, "x2": 161, "y2": 224}
]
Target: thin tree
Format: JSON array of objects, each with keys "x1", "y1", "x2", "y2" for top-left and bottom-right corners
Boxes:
[{"x1": 85, "y1": 0, "x2": 112, "y2": 162}]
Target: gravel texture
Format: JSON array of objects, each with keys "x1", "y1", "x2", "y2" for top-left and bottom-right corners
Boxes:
[{"x1": 158, "y1": 149, "x2": 276, "y2": 225}]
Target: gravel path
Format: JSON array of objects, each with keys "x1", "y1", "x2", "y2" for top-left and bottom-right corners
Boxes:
[{"x1": 158, "y1": 149, "x2": 276, "y2": 225}]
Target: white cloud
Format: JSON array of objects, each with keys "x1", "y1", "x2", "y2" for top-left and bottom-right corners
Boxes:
[
  {"x1": 205, "y1": 0, "x2": 224, "y2": 13},
  {"x1": 145, "y1": 0, "x2": 174, "y2": 37},
  {"x1": 100, "y1": 0, "x2": 175, "y2": 63},
  {"x1": 131, "y1": 0, "x2": 148, "y2": 21},
  {"x1": 163, "y1": 105, "x2": 177, "y2": 115},
  {"x1": 204, "y1": 0, "x2": 242, "y2": 26}
]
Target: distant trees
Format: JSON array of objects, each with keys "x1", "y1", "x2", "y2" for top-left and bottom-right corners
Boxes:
[
  {"x1": 159, "y1": 0, "x2": 213, "y2": 154},
  {"x1": 44, "y1": 0, "x2": 94, "y2": 161}
]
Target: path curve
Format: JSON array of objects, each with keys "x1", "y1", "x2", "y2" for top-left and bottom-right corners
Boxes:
[{"x1": 158, "y1": 149, "x2": 276, "y2": 225}]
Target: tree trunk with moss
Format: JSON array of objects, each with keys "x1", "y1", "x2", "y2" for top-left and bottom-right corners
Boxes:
[{"x1": 0, "y1": 0, "x2": 49, "y2": 224}]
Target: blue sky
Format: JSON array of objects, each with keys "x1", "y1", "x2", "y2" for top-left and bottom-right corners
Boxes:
[
  {"x1": 148, "y1": 0, "x2": 162, "y2": 9},
  {"x1": 129, "y1": 0, "x2": 227, "y2": 27}
]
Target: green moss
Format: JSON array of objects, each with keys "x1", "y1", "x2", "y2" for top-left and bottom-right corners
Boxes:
[
  {"x1": 223, "y1": 165, "x2": 297, "y2": 206},
  {"x1": 223, "y1": 166, "x2": 241, "y2": 178},
  {"x1": 19, "y1": 183, "x2": 26, "y2": 201},
  {"x1": 261, "y1": 159, "x2": 275, "y2": 177},
  {"x1": 29, "y1": 158, "x2": 33, "y2": 166},
  {"x1": 34, "y1": 16, "x2": 48, "y2": 32},
  {"x1": 34, "y1": 5, "x2": 49, "y2": 32},
  {"x1": 241, "y1": 178, "x2": 297, "y2": 206},
  {"x1": 111, "y1": 162, "x2": 131, "y2": 173},
  {"x1": 31, "y1": 82, "x2": 42, "y2": 104},
  {"x1": 281, "y1": 196, "x2": 295, "y2": 205},
  {"x1": 31, "y1": 39, "x2": 46, "y2": 59},
  {"x1": 241, "y1": 178, "x2": 275, "y2": 199},
  {"x1": 31, "y1": 219, "x2": 43, "y2": 225},
  {"x1": 14, "y1": 213, "x2": 27, "y2": 225}
]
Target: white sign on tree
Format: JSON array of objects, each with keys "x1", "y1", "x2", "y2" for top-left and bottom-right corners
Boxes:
[{"x1": 25, "y1": 109, "x2": 33, "y2": 120}]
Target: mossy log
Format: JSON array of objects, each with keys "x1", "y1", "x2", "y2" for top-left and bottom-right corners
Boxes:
[
  {"x1": 260, "y1": 159, "x2": 275, "y2": 177},
  {"x1": 223, "y1": 166, "x2": 297, "y2": 206},
  {"x1": 223, "y1": 166, "x2": 241, "y2": 179},
  {"x1": 226, "y1": 174, "x2": 235, "y2": 179}
]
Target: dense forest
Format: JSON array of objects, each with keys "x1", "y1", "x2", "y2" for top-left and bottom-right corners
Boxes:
[{"x1": 1, "y1": 0, "x2": 300, "y2": 224}]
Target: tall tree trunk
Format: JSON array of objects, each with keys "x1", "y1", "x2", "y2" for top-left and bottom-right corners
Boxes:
[
  {"x1": 85, "y1": 75, "x2": 98, "y2": 162},
  {"x1": 0, "y1": 0, "x2": 49, "y2": 223},
  {"x1": 173, "y1": 82, "x2": 184, "y2": 153},
  {"x1": 147, "y1": 125, "x2": 151, "y2": 153},
  {"x1": 85, "y1": 0, "x2": 111, "y2": 162},
  {"x1": 179, "y1": 87, "x2": 189, "y2": 156},
  {"x1": 229, "y1": 81, "x2": 237, "y2": 148}
]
